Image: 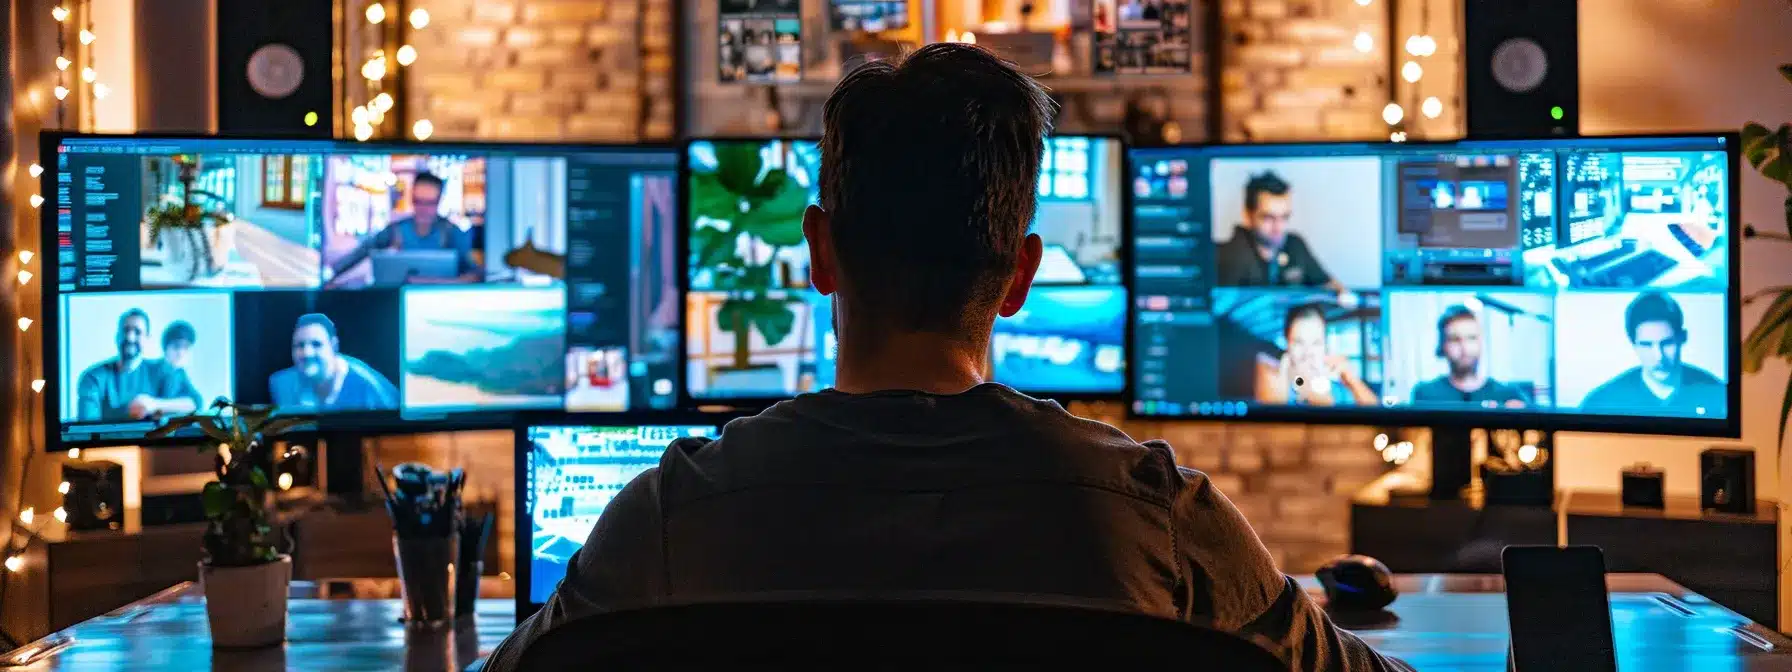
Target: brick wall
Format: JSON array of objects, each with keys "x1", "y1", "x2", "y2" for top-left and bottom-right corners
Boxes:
[
  {"x1": 1221, "y1": 0, "x2": 1390, "y2": 142},
  {"x1": 405, "y1": 0, "x2": 676, "y2": 141}
]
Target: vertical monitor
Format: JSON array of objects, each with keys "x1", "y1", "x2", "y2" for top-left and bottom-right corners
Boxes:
[
  {"x1": 1128, "y1": 134, "x2": 1737, "y2": 436},
  {"x1": 45, "y1": 135, "x2": 681, "y2": 448},
  {"x1": 683, "y1": 136, "x2": 1126, "y2": 403},
  {"x1": 520, "y1": 422, "x2": 718, "y2": 609}
]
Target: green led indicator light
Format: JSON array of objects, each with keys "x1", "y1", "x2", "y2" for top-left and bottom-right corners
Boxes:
[
  {"x1": 1550, "y1": 106, "x2": 1565, "y2": 121},
  {"x1": 304, "y1": 111, "x2": 319, "y2": 127}
]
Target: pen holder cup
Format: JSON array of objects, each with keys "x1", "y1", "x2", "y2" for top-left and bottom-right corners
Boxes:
[{"x1": 394, "y1": 533, "x2": 459, "y2": 627}]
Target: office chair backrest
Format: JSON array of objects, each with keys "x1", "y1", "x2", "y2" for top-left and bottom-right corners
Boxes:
[{"x1": 516, "y1": 597, "x2": 1289, "y2": 671}]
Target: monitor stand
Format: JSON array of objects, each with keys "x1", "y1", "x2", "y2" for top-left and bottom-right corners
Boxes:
[
  {"x1": 1429, "y1": 427, "x2": 1556, "y2": 502},
  {"x1": 320, "y1": 431, "x2": 377, "y2": 509}
]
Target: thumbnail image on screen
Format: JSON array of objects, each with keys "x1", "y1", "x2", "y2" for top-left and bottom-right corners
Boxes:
[
  {"x1": 830, "y1": 0, "x2": 908, "y2": 32},
  {"x1": 685, "y1": 136, "x2": 1127, "y2": 400},
  {"x1": 718, "y1": 0, "x2": 801, "y2": 84},
  {"x1": 1093, "y1": 0, "x2": 1193, "y2": 75},
  {"x1": 1129, "y1": 135, "x2": 1733, "y2": 430},
  {"x1": 525, "y1": 424, "x2": 717, "y2": 605},
  {"x1": 50, "y1": 136, "x2": 680, "y2": 446}
]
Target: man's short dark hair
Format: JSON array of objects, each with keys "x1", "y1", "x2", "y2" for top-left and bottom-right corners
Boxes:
[
  {"x1": 1244, "y1": 171, "x2": 1291, "y2": 212},
  {"x1": 163, "y1": 320, "x2": 196, "y2": 348},
  {"x1": 412, "y1": 171, "x2": 445, "y2": 194},
  {"x1": 295, "y1": 313, "x2": 339, "y2": 342},
  {"x1": 1625, "y1": 291, "x2": 1685, "y2": 343},
  {"x1": 818, "y1": 43, "x2": 1056, "y2": 333},
  {"x1": 1283, "y1": 302, "x2": 1328, "y2": 337},
  {"x1": 119, "y1": 308, "x2": 150, "y2": 332}
]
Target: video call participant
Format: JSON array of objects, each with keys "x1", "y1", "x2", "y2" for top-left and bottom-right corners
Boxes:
[
  {"x1": 267, "y1": 313, "x2": 398, "y2": 412},
  {"x1": 1255, "y1": 303, "x2": 1377, "y2": 407},
  {"x1": 162, "y1": 321, "x2": 196, "y2": 373},
  {"x1": 325, "y1": 172, "x2": 480, "y2": 287},
  {"x1": 75, "y1": 309, "x2": 203, "y2": 422},
  {"x1": 1411, "y1": 306, "x2": 1529, "y2": 407},
  {"x1": 1215, "y1": 171, "x2": 1345, "y2": 291},
  {"x1": 1581, "y1": 292, "x2": 1724, "y2": 414},
  {"x1": 489, "y1": 44, "x2": 1410, "y2": 672}
]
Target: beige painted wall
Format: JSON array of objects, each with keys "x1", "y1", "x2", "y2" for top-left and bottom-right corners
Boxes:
[{"x1": 1560, "y1": 0, "x2": 1792, "y2": 624}]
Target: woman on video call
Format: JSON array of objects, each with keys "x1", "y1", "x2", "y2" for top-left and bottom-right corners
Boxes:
[{"x1": 1254, "y1": 302, "x2": 1377, "y2": 407}]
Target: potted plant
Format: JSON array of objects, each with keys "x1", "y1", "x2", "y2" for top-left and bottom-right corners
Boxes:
[
  {"x1": 1740, "y1": 64, "x2": 1792, "y2": 461},
  {"x1": 688, "y1": 141, "x2": 815, "y2": 390},
  {"x1": 145, "y1": 154, "x2": 235, "y2": 282},
  {"x1": 150, "y1": 401, "x2": 312, "y2": 649}
]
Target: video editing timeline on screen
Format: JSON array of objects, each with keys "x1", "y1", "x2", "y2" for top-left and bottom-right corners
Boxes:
[
  {"x1": 524, "y1": 424, "x2": 717, "y2": 605},
  {"x1": 1130, "y1": 135, "x2": 1732, "y2": 426},
  {"x1": 50, "y1": 136, "x2": 681, "y2": 446},
  {"x1": 684, "y1": 136, "x2": 1127, "y2": 401}
]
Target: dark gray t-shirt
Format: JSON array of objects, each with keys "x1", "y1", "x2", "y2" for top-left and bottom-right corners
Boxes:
[{"x1": 485, "y1": 384, "x2": 1409, "y2": 672}]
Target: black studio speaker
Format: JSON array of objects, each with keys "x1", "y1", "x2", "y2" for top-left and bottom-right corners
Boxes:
[
  {"x1": 1464, "y1": 0, "x2": 1578, "y2": 138},
  {"x1": 216, "y1": 0, "x2": 333, "y2": 136},
  {"x1": 61, "y1": 460, "x2": 125, "y2": 531},
  {"x1": 1700, "y1": 448, "x2": 1756, "y2": 514}
]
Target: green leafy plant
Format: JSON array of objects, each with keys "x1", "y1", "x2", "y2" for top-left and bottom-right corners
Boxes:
[
  {"x1": 145, "y1": 154, "x2": 233, "y2": 279},
  {"x1": 1740, "y1": 64, "x2": 1792, "y2": 459},
  {"x1": 149, "y1": 401, "x2": 312, "y2": 567},
  {"x1": 687, "y1": 142, "x2": 815, "y2": 369}
]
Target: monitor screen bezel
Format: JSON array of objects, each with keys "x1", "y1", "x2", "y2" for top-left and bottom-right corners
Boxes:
[
  {"x1": 1121, "y1": 132, "x2": 1744, "y2": 438},
  {"x1": 511, "y1": 409, "x2": 742, "y2": 621},
  {"x1": 39, "y1": 131, "x2": 681, "y2": 451},
  {"x1": 675, "y1": 134, "x2": 1133, "y2": 410}
]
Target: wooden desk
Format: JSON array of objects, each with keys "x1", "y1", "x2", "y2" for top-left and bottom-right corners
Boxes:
[{"x1": 9, "y1": 574, "x2": 1791, "y2": 671}]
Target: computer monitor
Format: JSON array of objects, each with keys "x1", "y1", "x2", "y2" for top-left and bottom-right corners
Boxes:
[
  {"x1": 42, "y1": 133, "x2": 683, "y2": 449},
  {"x1": 681, "y1": 135, "x2": 1126, "y2": 404},
  {"x1": 515, "y1": 417, "x2": 722, "y2": 619},
  {"x1": 1128, "y1": 134, "x2": 1739, "y2": 437}
]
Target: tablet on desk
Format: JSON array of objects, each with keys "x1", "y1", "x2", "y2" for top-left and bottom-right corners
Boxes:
[
  {"x1": 514, "y1": 418, "x2": 721, "y2": 620},
  {"x1": 1503, "y1": 545, "x2": 1618, "y2": 672}
]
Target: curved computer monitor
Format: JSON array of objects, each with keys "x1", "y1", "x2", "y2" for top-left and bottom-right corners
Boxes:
[
  {"x1": 1127, "y1": 133, "x2": 1740, "y2": 437},
  {"x1": 42, "y1": 133, "x2": 683, "y2": 449},
  {"x1": 681, "y1": 135, "x2": 1127, "y2": 406}
]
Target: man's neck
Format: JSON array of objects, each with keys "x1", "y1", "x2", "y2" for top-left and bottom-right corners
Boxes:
[
  {"x1": 833, "y1": 330, "x2": 990, "y2": 396},
  {"x1": 310, "y1": 359, "x2": 348, "y2": 402},
  {"x1": 1640, "y1": 369, "x2": 1679, "y2": 400},
  {"x1": 413, "y1": 218, "x2": 435, "y2": 237},
  {"x1": 1448, "y1": 371, "x2": 1485, "y2": 392},
  {"x1": 115, "y1": 356, "x2": 142, "y2": 373}
]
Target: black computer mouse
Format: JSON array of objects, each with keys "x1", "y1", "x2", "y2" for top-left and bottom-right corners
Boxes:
[{"x1": 1317, "y1": 554, "x2": 1397, "y2": 612}]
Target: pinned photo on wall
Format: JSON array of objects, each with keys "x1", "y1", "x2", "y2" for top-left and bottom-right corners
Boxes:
[
  {"x1": 1093, "y1": 0, "x2": 1194, "y2": 75},
  {"x1": 718, "y1": 0, "x2": 802, "y2": 84}
]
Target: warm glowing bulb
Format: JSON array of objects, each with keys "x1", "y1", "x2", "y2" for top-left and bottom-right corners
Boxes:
[
  {"x1": 1353, "y1": 31, "x2": 1373, "y2": 53},
  {"x1": 18, "y1": 508, "x2": 33, "y2": 525},
  {"x1": 1355, "y1": 0, "x2": 1370, "y2": 5},
  {"x1": 396, "y1": 44, "x2": 417, "y2": 66},
  {"x1": 66, "y1": 448, "x2": 80, "y2": 460},
  {"x1": 17, "y1": 270, "x2": 31, "y2": 285},
  {"x1": 18, "y1": 250, "x2": 33, "y2": 264},
  {"x1": 354, "y1": 123, "x2": 374, "y2": 142},
  {"x1": 57, "y1": 482, "x2": 69, "y2": 495},
  {"x1": 409, "y1": 8, "x2": 430, "y2": 29},
  {"x1": 362, "y1": 57, "x2": 387, "y2": 81},
  {"x1": 1390, "y1": 131, "x2": 1408, "y2": 143},
  {"x1": 962, "y1": 32, "x2": 976, "y2": 45},
  {"x1": 78, "y1": 29, "x2": 94, "y2": 45},
  {"x1": 1402, "y1": 61, "x2": 1423, "y2": 83},
  {"x1": 93, "y1": 83, "x2": 110, "y2": 99},
  {"x1": 17, "y1": 317, "x2": 32, "y2": 331},
  {"x1": 1518, "y1": 444, "x2": 1541, "y2": 465},
  {"x1": 372, "y1": 92, "x2": 394, "y2": 112},
  {"x1": 365, "y1": 3, "x2": 386, "y2": 24},
  {"x1": 52, "y1": 507, "x2": 66, "y2": 523},
  {"x1": 81, "y1": 67, "x2": 95, "y2": 83},
  {"x1": 53, "y1": 86, "x2": 68, "y2": 101},
  {"x1": 1422, "y1": 96, "x2": 1443, "y2": 119},
  {"x1": 52, "y1": 6, "x2": 69, "y2": 21},
  {"x1": 350, "y1": 105, "x2": 369, "y2": 125},
  {"x1": 277, "y1": 472, "x2": 294, "y2": 491},
  {"x1": 30, "y1": 379, "x2": 44, "y2": 393},
  {"x1": 3, "y1": 556, "x2": 21, "y2": 573},
  {"x1": 28, "y1": 194, "x2": 43, "y2": 208},
  {"x1": 945, "y1": 30, "x2": 959, "y2": 43},
  {"x1": 54, "y1": 57, "x2": 69, "y2": 71},
  {"x1": 1404, "y1": 35, "x2": 1423, "y2": 56},
  {"x1": 1374, "y1": 433, "x2": 1390, "y2": 450},
  {"x1": 1418, "y1": 35, "x2": 1437, "y2": 57},
  {"x1": 1382, "y1": 102, "x2": 1404, "y2": 125},
  {"x1": 411, "y1": 119, "x2": 434, "y2": 141}
]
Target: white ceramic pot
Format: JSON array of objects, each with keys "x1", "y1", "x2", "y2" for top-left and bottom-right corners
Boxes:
[{"x1": 200, "y1": 555, "x2": 291, "y2": 649}]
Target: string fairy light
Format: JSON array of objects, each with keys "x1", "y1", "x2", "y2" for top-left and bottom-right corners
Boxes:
[{"x1": 355, "y1": 2, "x2": 431, "y2": 142}]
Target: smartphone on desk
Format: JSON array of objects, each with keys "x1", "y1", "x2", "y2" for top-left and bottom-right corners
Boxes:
[{"x1": 1502, "y1": 545, "x2": 1618, "y2": 672}]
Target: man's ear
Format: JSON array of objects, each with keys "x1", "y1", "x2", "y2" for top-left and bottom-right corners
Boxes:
[
  {"x1": 803, "y1": 204, "x2": 836, "y2": 296},
  {"x1": 999, "y1": 233, "x2": 1044, "y2": 318}
]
